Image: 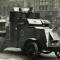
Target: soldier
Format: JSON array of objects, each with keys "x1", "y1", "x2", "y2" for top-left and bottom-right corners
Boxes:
[
  {"x1": 28, "y1": 7, "x2": 33, "y2": 13},
  {"x1": 19, "y1": 8, "x2": 22, "y2": 12},
  {"x1": 27, "y1": 7, "x2": 33, "y2": 18}
]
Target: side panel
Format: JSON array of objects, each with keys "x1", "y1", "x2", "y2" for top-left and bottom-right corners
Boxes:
[
  {"x1": 35, "y1": 29, "x2": 47, "y2": 49},
  {"x1": 9, "y1": 22, "x2": 17, "y2": 47},
  {"x1": 9, "y1": 12, "x2": 23, "y2": 47},
  {"x1": 18, "y1": 27, "x2": 47, "y2": 49},
  {"x1": 3, "y1": 22, "x2": 18, "y2": 48},
  {"x1": 18, "y1": 26, "x2": 35, "y2": 48}
]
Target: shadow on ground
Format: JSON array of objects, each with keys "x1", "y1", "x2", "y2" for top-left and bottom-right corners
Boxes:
[{"x1": 2, "y1": 50, "x2": 58, "y2": 60}]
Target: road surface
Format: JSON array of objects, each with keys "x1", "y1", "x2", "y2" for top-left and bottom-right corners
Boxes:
[{"x1": 0, "y1": 47, "x2": 59, "y2": 60}]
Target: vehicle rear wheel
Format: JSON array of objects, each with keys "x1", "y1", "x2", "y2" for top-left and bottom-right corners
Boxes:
[
  {"x1": 0, "y1": 40, "x2": 6, "y2": 52},
  {"x1": 0, "y1": 42, "x2": 6, "y2": 52},
  {"x1": 24, "y1": 42, "x2": 38, "y2": 57},
  {"x1": 55, "y1": 51, "x2": 60, "y2": 58}
]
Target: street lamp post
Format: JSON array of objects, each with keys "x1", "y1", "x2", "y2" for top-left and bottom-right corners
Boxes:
[
  {"x1": 23, "y1": 0, "x2": 24, "y2": 7},
  {"x1": 34, "y1": 0, "x2": 35, "y2": 12}
]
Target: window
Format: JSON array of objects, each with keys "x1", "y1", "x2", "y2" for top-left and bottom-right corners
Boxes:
[
  {"x1": 0, "y1": 23, "x2": 5, "y2": 31},
  {"x1": 39, "y1": 0, "x2": 48, "y2": 11}
]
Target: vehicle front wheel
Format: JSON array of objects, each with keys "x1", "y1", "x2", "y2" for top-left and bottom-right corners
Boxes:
[
  {"x1": 42, "y1": 50, "x2": 52, "y2": 54},
  {"x1": 24, "y1": 42, "x2": 38, "y2": 57},
  {"x1": 55, "y1": 51, "x2": 60, "y2": 58}
]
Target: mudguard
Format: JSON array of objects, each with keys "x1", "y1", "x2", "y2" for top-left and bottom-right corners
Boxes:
[{"x1": 50, "y1": 30, "x2": 60, "y2": 40}]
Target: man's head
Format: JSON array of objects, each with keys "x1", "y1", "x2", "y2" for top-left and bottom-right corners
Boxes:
[
  {"x1": 19, "y1": 8, "x2": 22, "y2": 11},
  {"x1": 29, "y1": 7, "x2": 33, "y2": 10}
]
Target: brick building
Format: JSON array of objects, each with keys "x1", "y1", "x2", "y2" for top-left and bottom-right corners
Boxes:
[{"x1": 0, "y1": 0, "x2": 60, "y2": 18}]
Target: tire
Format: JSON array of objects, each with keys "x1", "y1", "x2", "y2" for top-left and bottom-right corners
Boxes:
[
  {"x1": 24, "y1": 42, "x2": 38, "y2": 57},
  {"x1": 55, "y1": 51, "x2": 60, "y2": 58},
  {"x1": 42, "y1": 50, "x2": 52, "y2": 54},
  {"x1": 0, "y1": 42, "x2": 5, "y2": 52},
  {"x1": 0, "y1": 39, "x2": 5, "y2": 52},
  {"x1": 0, "y1": 47, "x2": 5, "y2": 52}
]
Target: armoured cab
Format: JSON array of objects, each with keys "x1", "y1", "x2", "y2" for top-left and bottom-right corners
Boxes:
[
  {"x1": 28, "y1": 19, "x2": 51, "y2": 48},
  {"x1": 16, "y1": 18, "x2": 51, "y2": 49},
  {"x1": 20, "y1": 18, "x2": 51, "y2": 55}
]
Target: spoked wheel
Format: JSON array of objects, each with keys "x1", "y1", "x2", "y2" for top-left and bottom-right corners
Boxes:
[
  {"x1": 55, "y1": 51, "x2": 60, "y2": 58},
  {"x1": 24, "y1": 42, "x2": 38, "y2": 57}
]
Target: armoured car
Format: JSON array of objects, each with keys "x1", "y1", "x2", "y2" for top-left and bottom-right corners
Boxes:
[{"x1": 1, "y1": 9, "x2": 60, "y2": 57}]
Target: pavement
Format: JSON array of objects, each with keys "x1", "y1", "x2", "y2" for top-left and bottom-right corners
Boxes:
[
  {"x1": 0, "y1": 37, "x2": 59, "y2": 60},
  {"x1": 0, "y1": 47, "x2": 57, "y2": 60}
]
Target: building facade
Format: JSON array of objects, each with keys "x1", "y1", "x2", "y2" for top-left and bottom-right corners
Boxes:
[{"x1": 0, "y1": 0, "x2": 60, "y2": 18}]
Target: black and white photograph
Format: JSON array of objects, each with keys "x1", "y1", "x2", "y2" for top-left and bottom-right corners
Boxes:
[{"x1": 0, "y1": 0, "x2": 60, "y2": 60}]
